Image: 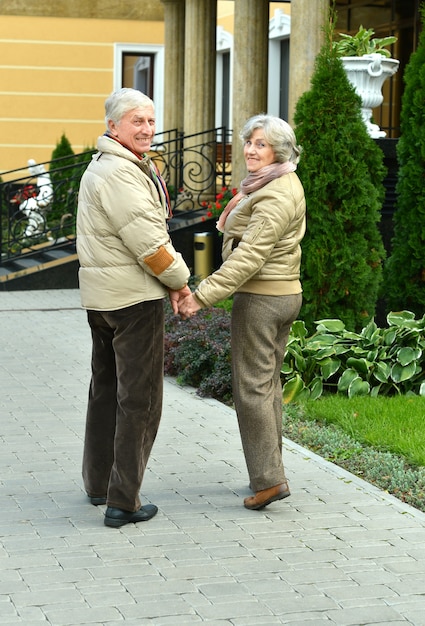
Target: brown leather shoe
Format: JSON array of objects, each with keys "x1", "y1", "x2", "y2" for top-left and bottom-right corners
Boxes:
[{"x1": 244, "y1": 482, "x2": 290, "y2": 510}]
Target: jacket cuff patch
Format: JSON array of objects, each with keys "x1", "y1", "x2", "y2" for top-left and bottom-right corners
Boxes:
[{"x1": 144, "y1": 245, "x2": 174, "y2": 275}]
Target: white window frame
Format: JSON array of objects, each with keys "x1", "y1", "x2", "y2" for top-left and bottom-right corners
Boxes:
[
  {"x1": 114, "y1": 43, "x2": 165, "y2": 134},
  {"x1": 216, "y1": 26, "x2": 233, "y2": 132},
  {"x1": 268, "y1": 9, "x2": 291, "y2": 118}
]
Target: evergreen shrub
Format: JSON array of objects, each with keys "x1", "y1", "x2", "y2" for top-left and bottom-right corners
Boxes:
[
  {"x1": 293, "y1": 29, "x2": 387, "y2": 332},
  {"x1": 49, "y1": 134, "x2": 75, "y2": 221},
  {"x1": 48, "y1": 135, "x2": 94, "y2": 235},
  {"x1": 384, "y1": 6, "x2": 425, "y2": 317}
]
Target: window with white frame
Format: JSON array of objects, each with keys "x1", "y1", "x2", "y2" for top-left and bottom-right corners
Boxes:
[
  {"x1": 215, "y1": 13, "x2": 290, "y2": 137},
  {"x1": 268, "y1": 9, "x2": 291, "y2": 121},
  {"x1": 216, "y1": 26, "x2": 233, "y2": 140},
  {"x1": 114, "y1": 44, "x2": 164, "y2": 133}
]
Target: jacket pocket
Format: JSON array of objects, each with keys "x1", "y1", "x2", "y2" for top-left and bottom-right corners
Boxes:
[
  {"x1": 231, "y1": 237, "x2": 241, "y2": 250},
  {"x1": 246, "y1": 219, "x2": 266, "y2": 244}
]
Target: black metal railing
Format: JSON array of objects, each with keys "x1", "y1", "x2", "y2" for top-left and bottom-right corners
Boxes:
[
  {"x1": 0, "y1": 152, "x2": 94, "y2": 264},
  {"x1": 150, "y1": 126, "x2": 232, "y2": 211},
  {"x1": 0, "y1": 127, "x2": 232, "y2": 266}
]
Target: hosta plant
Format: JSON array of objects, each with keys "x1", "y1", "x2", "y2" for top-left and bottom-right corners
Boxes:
[{"x1": 282, "y1": 310, "x2": 425, "y2": 402}]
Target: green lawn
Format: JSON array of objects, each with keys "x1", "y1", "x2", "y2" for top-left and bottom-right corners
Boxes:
[{"x1": 302, "y1": 395, "x2": 425, "y2": 467}]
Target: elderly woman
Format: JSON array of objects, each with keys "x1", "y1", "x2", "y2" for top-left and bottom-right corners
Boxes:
[
  {"x1": 179, "y1": 114, "x2": 306, "y2": 510},
  {"x1": 77, "y1": 88, "x2": 190, "y2": 527}
]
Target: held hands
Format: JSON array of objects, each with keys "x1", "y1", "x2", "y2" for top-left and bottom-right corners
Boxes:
[
  {"x1": 178, "y1": 293, "x2": 201, "y2": 320},
  {"x1": 168, "y1": 285, "x2": 192, "y2": 315},
  {"x1": 168, "y1": 286, "x2": 201, "y2": 319}
]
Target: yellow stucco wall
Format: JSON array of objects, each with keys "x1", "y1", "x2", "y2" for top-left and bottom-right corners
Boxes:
[
  {"x1": 0, "y1": 15, "x2": 163, "y2": 175},
  {"x1": 0, "y1": 3, "x2": 290, "y2": 176},
  {"x1": 217, "y1": 1, "x2": 291, "y2": 32}
]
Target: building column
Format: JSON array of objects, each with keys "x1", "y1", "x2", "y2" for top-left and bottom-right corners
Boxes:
[
  {"x1": 288, "y1": 0, "x2": 328, "y2": 125},
  {"x1": 232, "y1": 0, "x2": 269, "y2": 186},
  {"x1": 183, "y1": 0, "x2": 217, "y2": 199},
  {"x1": 161, "y1": 0, "x2": 185, "y2": 132},
  {"x1": 184, "y1": 0, "x2": 217, "y2": 136}
]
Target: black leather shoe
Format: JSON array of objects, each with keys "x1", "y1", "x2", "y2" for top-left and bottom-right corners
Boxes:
[
  {"x1": 104, "y1": 504, "x2": 158, "y2": 528},
  {"x1": 88, "y1": 495, "x2": 107, "y2": 506}
]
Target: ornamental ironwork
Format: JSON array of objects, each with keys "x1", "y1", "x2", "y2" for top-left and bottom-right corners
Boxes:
[{"x1": 0, "y1": 127, "x2": 232, "y2": 273}]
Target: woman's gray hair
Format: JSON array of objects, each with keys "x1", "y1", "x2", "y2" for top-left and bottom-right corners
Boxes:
[
  {"x1": 104, "y1": 88, "x2": 155, "y2": 127},
  {"x1": 240, "y1": 114, "x2": 302, "y2": 164}
]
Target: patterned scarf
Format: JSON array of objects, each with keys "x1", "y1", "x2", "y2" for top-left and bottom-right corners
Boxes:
[
  {"x1": 146, "y1": 158, "x2": 172, "y2": 219},
  {"x1": 216, "y1": 161, "x2": 296, "y2": 232}
]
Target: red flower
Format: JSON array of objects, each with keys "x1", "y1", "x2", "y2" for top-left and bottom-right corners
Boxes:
[{"x1": 203, "y1": 186, "x2": 238, "y2": 220}]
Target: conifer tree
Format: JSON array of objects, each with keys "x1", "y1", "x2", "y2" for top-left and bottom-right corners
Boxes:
[
  {"x1": 384, "y1": 7, "x2": 425, "y2": 317},
  {"x1": 50, "y1": 133, "x2": 74, "y2": 163},
  {"x1": 48, "y1": 134, "x2": 76, "y2": 222},
  {"x1": 293, "y1": 24, "x2": 386, "y2": 332}
]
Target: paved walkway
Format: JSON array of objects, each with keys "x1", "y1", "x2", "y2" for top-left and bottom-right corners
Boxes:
[{"x1": 1, "y1": 289, "x2": 425, "y2": 626}]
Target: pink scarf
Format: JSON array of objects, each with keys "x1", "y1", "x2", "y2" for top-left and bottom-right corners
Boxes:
[{"x1": 216, "y1": 161, "x2": 296, "y2": 232}]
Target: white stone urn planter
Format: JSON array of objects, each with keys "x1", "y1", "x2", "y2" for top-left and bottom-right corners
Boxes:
[{"x1": 342, "y1": 53, "x2": 399, "y2": 138}]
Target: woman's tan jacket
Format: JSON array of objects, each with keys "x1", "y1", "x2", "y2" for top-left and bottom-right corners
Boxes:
[
  {"x1": 77, "y1": 135, "x2": 190, "y2": 311},
  {"x1": 195, "y1": 171, "x2": 306, "y2": 308}
]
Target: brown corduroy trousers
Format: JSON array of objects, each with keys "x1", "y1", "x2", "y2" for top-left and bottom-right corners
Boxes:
[
  {"x1": 231, "y1": 292, "x2": 302, "y2": 493},
  {"x1": 82, "y1": 300, "x2": 164, "y2": 512}
]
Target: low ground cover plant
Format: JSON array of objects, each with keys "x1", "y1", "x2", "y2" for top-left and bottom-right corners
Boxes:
[
  {"x1": 300, "y1": 394, "x2": 425, "y2": 467},
  {"x1": 283, "y1": 401, "x2": 425, "y2": 513},
  {"x1": 164, "y1": 305, "x2": 233, "y2": 403}
]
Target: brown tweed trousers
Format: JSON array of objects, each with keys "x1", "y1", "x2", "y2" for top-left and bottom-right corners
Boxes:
[{"x1": 231, "y1": 292, "x2": 302, "y2": 493}]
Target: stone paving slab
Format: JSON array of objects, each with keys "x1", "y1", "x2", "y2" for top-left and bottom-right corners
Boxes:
[{"x1": 1, "y1": 289, "x2": 425, "y2": 625}]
